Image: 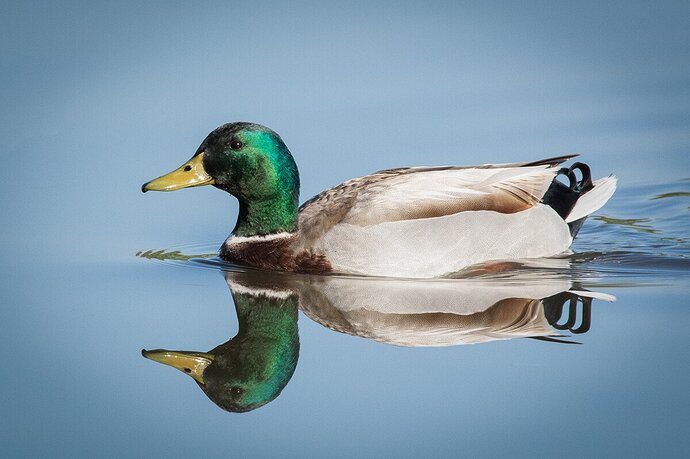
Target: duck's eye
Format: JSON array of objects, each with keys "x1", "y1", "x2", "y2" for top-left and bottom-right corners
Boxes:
[
  {"x1": 230, "y1": 140, "x2": 243, "y2": 150},
  {"x1": 230, "y1": 386, "x2": 243, "y2": 396}
]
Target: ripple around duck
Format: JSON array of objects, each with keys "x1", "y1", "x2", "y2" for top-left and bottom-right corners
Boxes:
[{"x1": 135, "y1": 180, "x2": 690, "y2": 287}]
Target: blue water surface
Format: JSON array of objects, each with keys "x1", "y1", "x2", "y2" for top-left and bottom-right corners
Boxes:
[{"x1": 1, "y1": 1, "x2": 689, "y2": 457}]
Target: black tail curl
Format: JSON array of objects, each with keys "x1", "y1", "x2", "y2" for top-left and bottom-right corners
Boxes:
[
  {"x1": 541, "y1": 162, "x2": 594, "y2": 237},
  {"x1": 560, "y1": 162, "x2": 594, "y2": 193}
]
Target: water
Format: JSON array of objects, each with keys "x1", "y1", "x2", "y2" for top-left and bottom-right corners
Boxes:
[
  {"x1": 3, "y1": 1, "x2": 690, "y2": 457},
  {"x1": 13, "y1": 182, "x2": 687, "y2": 457}
]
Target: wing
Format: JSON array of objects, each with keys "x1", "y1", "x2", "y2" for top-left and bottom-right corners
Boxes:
[
  {"x1": 341, "y1": 164, "x2": 559, "y2": 226},
  {"x1": 298, "y1": 155, "x2": 575, "y2": 244}
]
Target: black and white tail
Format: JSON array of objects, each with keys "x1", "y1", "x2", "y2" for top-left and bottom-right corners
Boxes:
[{"x1": 541, "y1": 162, "x2": 617, "y2": 237}]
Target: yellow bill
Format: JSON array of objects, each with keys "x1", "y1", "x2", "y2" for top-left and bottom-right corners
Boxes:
[
  {"x1": 142, "y1": 349, "x2": 215, "y2": 384},
  {"x1": 142, "y1": 152, "x2": 214, "y2": 192}
]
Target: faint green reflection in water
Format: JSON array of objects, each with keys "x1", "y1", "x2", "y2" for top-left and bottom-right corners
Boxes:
[
  {"x1": 651, "y1": 191, "x2": 690, "y2": 200},
  {"x1": 593, "y1": 215, "x2": 658, "y2": 234},
  {"x1": 136, "y1": 249, "x2": 216, "y2": 261},
  {"x1": 142, "y1": 267, "x2": 614, "y2": 413}
]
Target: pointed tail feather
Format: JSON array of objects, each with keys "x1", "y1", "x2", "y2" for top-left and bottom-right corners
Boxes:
[{"x1": 521, "y1": 154, "x2": 579, "y2": 168}]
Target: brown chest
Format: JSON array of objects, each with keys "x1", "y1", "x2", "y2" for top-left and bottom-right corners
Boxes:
[{"x1": 220, "y1": 236, "x2": 332, "y2": 274}]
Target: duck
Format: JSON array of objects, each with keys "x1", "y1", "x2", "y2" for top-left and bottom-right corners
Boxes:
[{"x1": 142, "y1": 122, "x2": 616, "y2": 278}]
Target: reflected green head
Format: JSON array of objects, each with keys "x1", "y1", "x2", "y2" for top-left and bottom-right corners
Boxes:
[{"x1": 199, "y1": 292, "x2": 300, "y2": 412}]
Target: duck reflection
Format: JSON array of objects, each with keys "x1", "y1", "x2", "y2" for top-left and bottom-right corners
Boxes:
[
  {"x1": 143, "y1": 271, "x2": 299, "y2": 413},
  {"x1": 297, "y1": 272, "x2": 610, "y2": 346},
  {"x1": 143, "y1": 264, "x2": 613, "y2": 412}
]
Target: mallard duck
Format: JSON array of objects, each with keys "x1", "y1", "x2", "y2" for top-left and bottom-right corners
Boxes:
[{"x1": 142, "y1": 122, "x2": 616, "y2": 278}]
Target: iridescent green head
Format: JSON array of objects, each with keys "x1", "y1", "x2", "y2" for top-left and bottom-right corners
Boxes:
[{"x1": 142, "y1": 122, "x2": 300, "y2": 237}]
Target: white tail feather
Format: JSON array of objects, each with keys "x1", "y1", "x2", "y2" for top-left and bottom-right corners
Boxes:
[
  {"x1": 567, "y1": 290, "x2": 617, "y2": 302},
  {"x1": 565, "y1": 176, "x2": 617, "y2": 223}
]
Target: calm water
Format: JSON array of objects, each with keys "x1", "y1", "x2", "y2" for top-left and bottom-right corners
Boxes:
[
  {"x1": 6, "y1": 182, "x2": 688, "y2": 457},
  {"x1": 3, "y1": 2, "x2": 690, "y2": 457}
]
